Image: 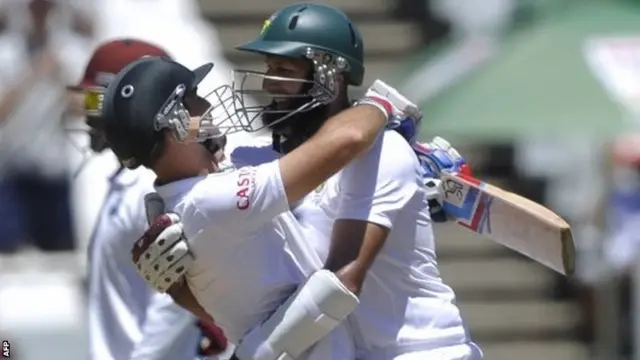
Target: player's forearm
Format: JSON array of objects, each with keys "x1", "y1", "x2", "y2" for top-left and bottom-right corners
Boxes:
[
  {"x1": 327, "y1": 252, "x2": 378, "y2": 297},
  {"x1": 279, "y1": 104, "x2": 387, "y2": 203},
  {"x1": 316, "y1": 103, "x2": 387, "y2": 156},
  {"x1": 324, "y1": 219, "x2": 389, "y2": 295},
  {"x1": 331, "y1": 261, "x2": 367, "y2": 296},
  {"x1": 304, "y1": 103, "x2": 387, "y2": 177}
]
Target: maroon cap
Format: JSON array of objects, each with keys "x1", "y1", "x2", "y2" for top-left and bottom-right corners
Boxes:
[{"x1": 72, "y1": 38, "x2": 171, "y2": 89}]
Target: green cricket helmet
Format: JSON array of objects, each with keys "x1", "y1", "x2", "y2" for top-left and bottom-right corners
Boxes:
[{"x1": 214, "y1": 3, "x2": 365, "y2": 133}]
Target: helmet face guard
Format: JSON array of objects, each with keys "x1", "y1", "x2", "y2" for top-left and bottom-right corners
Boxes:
[
  {"x1": 218, "y1": 47, "x2": 350, "y2": 134},
  {"x1": 149, "y1": 83, "x2": 228, "y2": 158},
  {"x1": 152, "y1": 83, "x2": 222, "y2": 142},
  {"x1": 150, "y1": 83, "x2": 234, "y2": 157}
]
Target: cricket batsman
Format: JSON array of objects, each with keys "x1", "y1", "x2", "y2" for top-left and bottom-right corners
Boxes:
[
  {"x1": 223, "y1": 5, "x2": 480, "y2": 359},
  {"x1": 126, "y1": 3, "x2": 480, "y2": 360},
  {"x1": 69, "y1": 38, "x2": 228, "y2": 360}
]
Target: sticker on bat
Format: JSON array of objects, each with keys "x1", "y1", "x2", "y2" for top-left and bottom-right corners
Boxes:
[
  {"x1": 442, "y1": 177, "x2": 478, "y2": 221},
  {"x1": 443, "y1": 178, "x2": 465, "y2": 204},
  {"x1": 459, "y1": 192, "x2": 493, "y2": 235},
  {"x1": 441, "y1": 176, "x2": 493, "y2": 234}
]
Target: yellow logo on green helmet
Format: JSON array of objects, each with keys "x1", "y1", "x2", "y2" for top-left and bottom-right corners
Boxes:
[{"x1": 260, "y1": 19, "x2": 272, "y2": 35}]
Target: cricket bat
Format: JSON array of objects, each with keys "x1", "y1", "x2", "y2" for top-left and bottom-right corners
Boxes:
[{"x1": 440, "y1": 172, "x2": 575, "y2": 275}]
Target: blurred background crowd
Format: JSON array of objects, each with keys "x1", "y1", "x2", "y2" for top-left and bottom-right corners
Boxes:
[{"x1": 1, "y1": 0, "x2": 639, "y2": 359}]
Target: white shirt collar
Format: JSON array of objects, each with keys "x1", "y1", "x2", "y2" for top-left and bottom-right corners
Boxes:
[{"x1": 154, "y1": 175, "x2": 206, "y2": 201}]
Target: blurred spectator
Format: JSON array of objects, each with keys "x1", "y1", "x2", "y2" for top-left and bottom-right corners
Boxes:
[
  {"x1": 76, "y1": 0, "x2": 234, "y2": 95},
  {"x1": 601, "y1": 134, "x2": 640, "y2": 271},
  {"x1": 572, "y1": 134, "x2": 640, "y2": 357},
  {"x1": 0, "y1": 0, "x2": 92, "y2": 253}
]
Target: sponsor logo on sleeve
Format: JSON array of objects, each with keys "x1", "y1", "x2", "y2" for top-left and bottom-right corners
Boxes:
[{"x1": 236, "y1": 168, "x2": 256, "y2": 210}]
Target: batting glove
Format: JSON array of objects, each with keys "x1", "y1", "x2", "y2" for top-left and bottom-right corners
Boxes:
[
  {"x1": 413, "y1": 137, "x2": 472, "y2": 223},
  {"x1": 131, "y1": 213, "x2": 194, "y2": 293},
  {"x1": 389, "y1": 114, "x2": 421, "y2": 145},
  {"x1": 356, "y1": 79, "x2": 423, "y2": 125}
]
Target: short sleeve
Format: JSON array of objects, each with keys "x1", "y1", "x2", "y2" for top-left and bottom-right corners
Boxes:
[
  {"x1": 336, "y1": 131, "x2": 420, "y2": 228},
  {"x1": 188, "y1": 160, "x2": 289, "y2": 233}
]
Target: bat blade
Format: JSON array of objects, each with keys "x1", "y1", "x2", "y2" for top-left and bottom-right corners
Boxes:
[{"x1": 440, "y1": 172, "x2": 575, "y2": 275}]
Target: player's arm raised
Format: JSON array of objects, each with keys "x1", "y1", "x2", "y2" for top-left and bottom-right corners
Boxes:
[
  {"x1": 278, "y1": 105, "x2": 384, "y2": 203},
  {"x1": 184, "y1": 81, "x2": 407, "y2": 233},
  {"x1": 278, "y1": 80, "x2": 408, "y2": 205},
  {"x1": 186, "y1": 80, "x2": 414, "y2": 233}
]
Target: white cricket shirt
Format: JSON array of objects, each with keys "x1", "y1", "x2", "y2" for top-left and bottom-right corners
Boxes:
[
  {"x1": 87, "y1": 167, "x2": 199, "y2": 360},
  {"x1": 296, "y1": 131, "x2": 470, "y2": 356},
  {"x1": 155, "y1": 161, "x2": 306, "y2": 343},
  {"x1": 168, "y1": 134, "x2": 470, "y2": 355}
]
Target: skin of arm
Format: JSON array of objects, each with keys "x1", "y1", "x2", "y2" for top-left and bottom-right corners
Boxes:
[
  {"x1": 279, "y1": 103, "x2": 388, "y2": 204},
  {"x1": 325, "y1": 220, "x2": 389, "y2": 295}
]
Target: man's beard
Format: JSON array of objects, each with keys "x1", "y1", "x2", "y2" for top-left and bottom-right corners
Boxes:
[{"x1": 262, "y1": 96, "x2": 330, "y2": 154}]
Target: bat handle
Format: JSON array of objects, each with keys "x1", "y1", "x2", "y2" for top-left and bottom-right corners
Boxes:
[{"x1": 144, "y1": 192, "x2": 166, "y2": 226}]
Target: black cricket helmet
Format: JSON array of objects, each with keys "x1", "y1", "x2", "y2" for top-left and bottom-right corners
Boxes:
[{"x1": 101, "y1": 56, "x2": 231, "y2": 169}]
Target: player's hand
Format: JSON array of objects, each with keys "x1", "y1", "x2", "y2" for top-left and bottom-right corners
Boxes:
[
  {"x1": 389, "y1": 114, "x2": 420, "y2": 145},
  {"x1": 131, "y1": 213, "x2": 194, "y2": 293},
  {"x1": 197, "y1": 320, "x2": 229, "y2": 356},
  {"x1": 413, "y1": 137, "x2": 472, "y2": 223},
  {"x1": 357, "y1": 79, "x2": 423, "y2": 125},
  {"x1": 415, "y1": 136, "x2": 471, "y2": 178}
]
